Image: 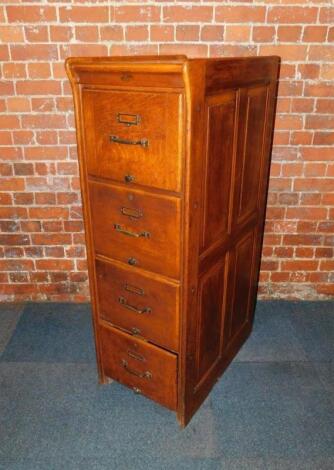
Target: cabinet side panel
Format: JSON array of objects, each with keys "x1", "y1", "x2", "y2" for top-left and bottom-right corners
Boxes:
[
  {"x1": 196, "y1": 258, "x2": 226, "y2": 384},
  {"x1": 201, "y1": 91, "x2": 237, "y2": 251},
  {"x1": 234, "y1": 85, "x2": 269, "y2": 226},
  {"x1": 181, "y1": 57, "x2": 280, "y2": 426}
]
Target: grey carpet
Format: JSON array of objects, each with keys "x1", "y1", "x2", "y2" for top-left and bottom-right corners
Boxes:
[{"x1": 0, "y1": 301, "x2": 333, "y2": 470}]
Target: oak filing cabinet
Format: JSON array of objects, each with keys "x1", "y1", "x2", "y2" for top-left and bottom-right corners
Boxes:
[{"x1": 66, "y1": 55, "x2": 280, "y2": 427}]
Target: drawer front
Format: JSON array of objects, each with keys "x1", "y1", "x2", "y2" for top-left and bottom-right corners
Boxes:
[
  {"x1": 100, "y1": 324, "x2": 177, "y2": 410},
  {"x1": 82, "y1": 89, "x2": 183, "y2": 192},
  {"x1": 96, "y1": 258, "x2": 179, "y2": 351},
  {"x1": 89, "y1": 181, "x2": 181, "y2": 279}
]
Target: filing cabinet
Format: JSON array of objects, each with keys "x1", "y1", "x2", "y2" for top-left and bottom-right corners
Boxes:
[{"x1": 66, "y1": 55, "x2": 280, "y2": 426}]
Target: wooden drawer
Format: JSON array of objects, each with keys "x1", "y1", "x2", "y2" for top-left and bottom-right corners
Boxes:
[
  {"x1": 100, "y1": 324, "x2": 177, "y2": 410},
  {"x1": 89, "y1": 181, "x2": 181, "y2": 279},
  {"x1": 96, "y1": 258, "x2": 179, "y2": 351},
  {"x1": 82, "y1": 88, "x2": 183, "y2": 192}
]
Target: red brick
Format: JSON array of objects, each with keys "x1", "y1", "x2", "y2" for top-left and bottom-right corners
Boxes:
[
  {"x1": 283, "y1": 235, "x2": 322, "y2": 246},
  {"x1": 318, "y1": 222, "x2": 334, "y2": 234},
  {"x1": 164, "y1": 6, "x2": 212, "y2": 23},
  {"x1": 315, "y1": 248, "x2": 333, "y2": 258},
  {"x1": 0, "y1": 260, "x2": 34, "y2": 271},
  {"x1": 294, "y1": 178, "x2": 334, "y2": 192},
  {"x1": 59, "y1": 44, "x2": 108, "y2": 59},
  {"x1": 316, "y1": 284, "x2": 334, "y2": 296},
  {"x1": 176, "y1": 25, "x2": 200, "y2": 42},
  {"x1": 277, "y1": 26, "x2": 302, "y2": 42},
  {"x1": 11, "y1": 44, "x2": 58, "y2": 61},
  {"x1": 225, "y1": 26, "x2": 250, "y2": 42},
  {"x1": 25, "y1": 25, "x2": 48, "y2": 42},
  {"x1": 252, "y1": 26, "x2": 275, "y2": 43},
  {"x1": 300, "y1": 147, "x2": 333, "y2": 161},
  {"x1": 298, "y1": 64, "x2": 320, "y2": 80},
  {"x1": 100, "y1": 26, "x2": 123, "y2": 42},
  {"x1": 36, "y1": 259, "x2": 74, "y2": 271},
  {"x1": 22, "y1": 115, "x2": 67, "y2": 129},
  {"x1": 31, "y1": 234, "x2": 71, "y2": 246},
  {"x1": 0, "y1": 178, "x2": 25, "y2": 191},
  {"x1": 0, "y1": 25, "x2": 24, "y2": 42},
  {"x1": 160, "y1": 43, "x2": 208, "y2": 57},
  {"x1": 126, "y1": 26, "x2": 149, "y2": 42},
  {"x1": 303, "y1": 163, "x2": 327, "y2": 177},
  {"x1": 17, "y1": 80, "x2": 60, "y2": 96},
  {"x1": 200, "y1": 25, "x2": 224, "y2": 43},
  {"x1": 42, "y1": 221, "x2": 63, "y2": 233},
  {"x1": 286, "y1": 207, "x2": 328, "y2": 220},
  {"x1": 260, "y1": 45, "x2": 307, "y2": 61},
  {"x1": 301, "y1": 193, "x2": 322, "y2": 206},
  {"x1": 50, "y1": 26, "x2": 73, "y2": 42},
  {"x1": 0, "y1": 193, "x2": 12, "y2": 205},
  {"x1": 150, "y1": 25, "x2": 173, "y2": 42},
  {"x1": 5, "y1": 247, "x2": 24, "y2": 259},
  {"x1": 303, "y1": 26, "x2": 328, "y2": 42},
  {"x1": 328, "y1": 27, "x2": 334, "y2": 42},
  {"x1": 59, "y1": 6, "x2": 109, "y2": 23},
  {"x1": 6, "y1": 6, "x2": 56, "y2": 23},
  {"x1": 21, "y1": 221, "x2": 42, "y2": 233},
  {"x1": 268, "y1": 7, "x2": 318, "y2": 24},
  {"x1": 216, "y1": 6, "x2": 265, "y2": 23},
  {"x1": 12, "y1": 131, "x2": 33, "y2": 145},
  {"x1": 319, "y1": 8, "x2": 334, "y2": 24},
  {"x1": 13, "y1": 163, "x2": 34, "y2": 176},
  {"x1": 0, "y1": 163, "x2": 12, "y2": 177},
  {"x1": 291, "y1": 98, "x2": 314, "y2": 113},
  {"x1": 45, "y1": 247, "x2": 65, "y2": 258},
  {"x1": 309, "y1": 46, "x2": 334, "y2": 62},
  {"x1": 210, "y1": 44, "x2": 257, "y2": 58},
  {"x1": 0, "y1": 147, "x2": 22, "y2": 161},
  {"x1": 281, "y1": 260, "x2": 319, "y2": 271},
  {"x1": 315, "y1": 98, "x2": 334, "y2": 114},
  {"x1": 295, "y1": 247, "x2": 314, "y2": 258},
  {"x1": 313, "y1": 133, "x2": 334, "y2": 145},
  {"x1": 116, "y1": 6, "x2": 160, "y2": 23},
  {"x1": 0, "y1": 45, "x2": 9, "y2": 61},
  {"x1": 320, "y1": 260, "x2": 334, "y2": 271},
  {"x1": 3, "y1": 63, "x2": 26, "y2": 79},
  {"x1": 75, "y1": 26, "x2": 99, "y2": 43},
  {"x1": 14, "y1": 193, "x2": 34, "y2": 205},
  {"x1": 28, "y1": 63, "x2": 51, "y2": 79},
  {"x1": 305, "y1": 83, "x2": 334, "y2": 98}
]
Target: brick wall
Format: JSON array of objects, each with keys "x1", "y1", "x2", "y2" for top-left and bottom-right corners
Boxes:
[{"x1": 0, "y1": 1, "x2": 333, "y2": 302}]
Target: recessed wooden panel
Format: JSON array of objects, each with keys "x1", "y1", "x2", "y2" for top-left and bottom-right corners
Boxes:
[
  {"x1": 201, "y1": 91, "x2": 237, "y2": 251},
  {"x1": 227, "y1": 230, "x2": 256, "y2": 341},
  {"x1": 95, "y1": 258, "x2": 180, "y2": 351},
  {"x1": 234, "y1": 85, "x2": 269, "y2": 225},
  {"x1": 82, "y1": 88, "x2": 183, "y2": 192},
  {"x1": 89, "y1": 181, "x2": 181, "y2": 279},
  {"x1": 195, "y1": 258, "x2": 226, "y2": 384}
]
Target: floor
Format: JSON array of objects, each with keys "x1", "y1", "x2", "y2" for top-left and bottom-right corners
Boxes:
[{"x1": 0, "y1": 301, "x2": 333, "y2": 470}]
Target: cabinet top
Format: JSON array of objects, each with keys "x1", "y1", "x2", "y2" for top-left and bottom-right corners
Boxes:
[{"x1": 66, "y1": 55, "x2": 280, "y2": 90}]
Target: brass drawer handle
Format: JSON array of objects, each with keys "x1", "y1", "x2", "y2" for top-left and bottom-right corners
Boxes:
[
  {"x1": 110, "y1": 135, "x2": 149, "y2": 148},
  {"x1": 124, "y1": 283, "x2": 144, "y2": 296},
  {"x1": 121, "y1": 206, "x2": 143, "y2": 219},
  {"x1": 127, "y1": 257, "x2": 137, "y2": 266},
  {"x1": 114, "y1": 224, "x2": 150, "y2": 239},
  {"x1": 117, "y1": 113, "x2": 141, "y2": 126},
  {"x1": 119, "y1": 296, "x2": 152, "y2": 315},
  {"x1": 121, "y1": 359, "x2": 152, "y2": 379},
  {"x1": 127, "y1": 349, "x2": 145, "y2": 362}
]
